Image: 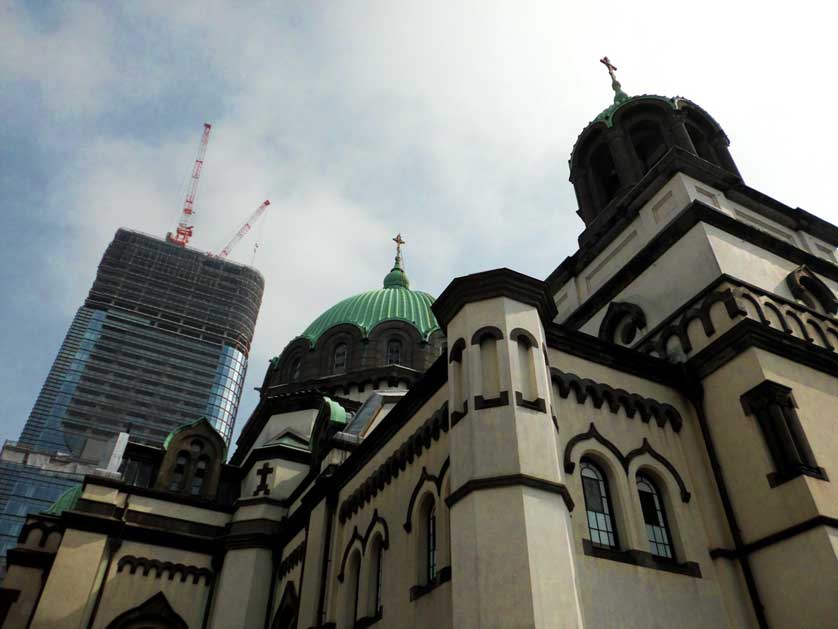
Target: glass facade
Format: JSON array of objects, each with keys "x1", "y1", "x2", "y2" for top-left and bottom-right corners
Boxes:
[
  {"x1": 0, "y1": 451, "x2": 85, "y2": 576},
  {"x1": 18, "y1": 228, "x2": 264, "y2": 457}
]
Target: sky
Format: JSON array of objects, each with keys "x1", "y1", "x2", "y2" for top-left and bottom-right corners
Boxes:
[{"x1": 1, "y1": 1, "x2": 836, "y2": 450}]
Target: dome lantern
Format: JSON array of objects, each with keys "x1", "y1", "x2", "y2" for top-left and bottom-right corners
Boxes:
[{"x1": 569, "y1": 57, "x2": 741, "y2": 227}]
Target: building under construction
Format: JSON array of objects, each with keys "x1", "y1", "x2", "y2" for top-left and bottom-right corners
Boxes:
[{"x1": 0, "y1": 124, "x2": 268, "y2": 573}]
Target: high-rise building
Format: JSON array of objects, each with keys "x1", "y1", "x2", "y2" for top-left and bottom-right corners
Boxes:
[
  {"x1": 18, "y1": 228, "x2": 264, "y2": 459},
  {"x1": 0, "y1": 228, "x2": 263, "y2": 574}
]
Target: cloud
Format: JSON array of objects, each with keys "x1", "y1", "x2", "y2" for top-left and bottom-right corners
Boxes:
[{"x1": 2, "y1": 0, "x2": 836, "y2": 447}]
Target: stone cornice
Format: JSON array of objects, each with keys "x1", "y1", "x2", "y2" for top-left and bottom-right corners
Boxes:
[
  {"x1": 432, "y1": 268, "x2": 557, "y2": 330},
  {"x1": 551, "y1": 200, "x2": 838, "y2": 330}
]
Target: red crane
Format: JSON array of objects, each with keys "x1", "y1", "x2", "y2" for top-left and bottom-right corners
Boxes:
[
  {"x1": 217, "y1": 200, "x2": 271, "y2": 258},
  {"x1": 167, "y1": 123, "x2": 212, "y2": 247}
]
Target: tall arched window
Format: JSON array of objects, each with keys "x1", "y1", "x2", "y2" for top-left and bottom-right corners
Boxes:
[
  {"x1": 342, "y1": 550, "x2": 361, "y2": 628},
  {"x1": 289, "y1": 357, "x2": 302, "y2": 382},
  {"x1": 427, "y1": 504, "x2": 437, "y2": 581},
  {"x1": 629, "y1": 120, "x2": 667, "y2": 174},
  {"x1": 169, "y1": 451, "x2": 190, "y2": 491},
  {"x1": 333, "y1": 343, "x2": 348, "y2": 374},
  {"x1": 369, "y1": 537, "x2": 384, "y2": 617},
  {"x1": 386, "y1": 339, "x2": 402, "y2": 366},
  {"x1": 581, "y1": 458, "x2": 618, "y2": 549},
  {"x1": 637, "y1": 474, "x2": 673, "y2": 559}
]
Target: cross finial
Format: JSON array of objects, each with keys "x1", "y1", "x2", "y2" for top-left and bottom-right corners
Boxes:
[
  {"x1": 600, "y1": 56, "x2": 617, "y2": 81},
  {"x1": 393, "y1": 233, "x2": 405, "y2": 259},
  {"x1": 599, "y1": 56, "x2": 629, "y2": 104}
]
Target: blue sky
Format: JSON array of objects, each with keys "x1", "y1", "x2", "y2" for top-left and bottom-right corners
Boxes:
[{"x1": 1, "y1": 1, "x2": 836, "y2": 449}]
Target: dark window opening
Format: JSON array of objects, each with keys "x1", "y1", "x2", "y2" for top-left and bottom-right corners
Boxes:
[
  {"x1": 333, "y1": 343, "x2": 348, "y2": 374},
  {"x1": 637, "y1": 474, "x2": 673, "y2": 559},
  {"x1": 191, "y1": 456, "x2": 208, "y2": 496},
  {"x1": 629, "y1": 121, "x2": 667, "y2": 174},
  {"x1": 427, "y1": 504, "x2": 437, "y2": 582},
  {"x1": 289, "y1": 357, "x2": 302, "y2": 383},
  {"x1": 374, "y1": 543, "x2": 384, "y2": 614},
  {"x1": 589, "y1": 143, "x2": 620, "y2": 211},
  {"x1": 686, "y1": 122, "x2": 718, "y2": 165},
  {"x1": 170, "y1": 451, "x2": 189, "y2": 490},
  {"x1": 386, "y1": 339, "x2": 402, "y2": 366}
]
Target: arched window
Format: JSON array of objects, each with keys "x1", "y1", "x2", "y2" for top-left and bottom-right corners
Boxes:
[
  {"x1": 629, "y1": 120, "x2": 667, "y2": 174},
  {"x1": 342, "y1": 550, "x2": 361, "y2": 628},
  {"x1": 637, "y1": 474, "x2": 673, "y2": 558},
  {"x1": 369, "y1": 538, "x2": 384, "y2": 617},
  {"x1": 191, "y1": 456, "x2": 209, "y2": 496},
  {"x1": 333, "y1": 343, "x2": 348, "y2": 374},
  {"x1": 581, "y1": 458, "x2": 618, "y2": 549},
  {"x1": 169, "y1": 451, "x2": 190, "y2": 491},
  {"x1": 427, "y1": 504, "x2": 437, "y2": 581},
  {"x1": 289, "y1": 357, "x2": 302, "y2": 382},
  {"x1": 686, "y1": 121, "x2": 718, "y2": 165},
  {"x1": 589, "y1": 142, "x2": 620, "y2": 211},
  {"x1": 386, "y1": 339, "x2": 402, "y2": 366}
]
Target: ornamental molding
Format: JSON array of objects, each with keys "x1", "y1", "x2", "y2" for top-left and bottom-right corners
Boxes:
[
  {"x1": 116, "y1": 555, "x2": 214, "y2": 585},
  {"x1": 550, "y1": 368, "x2": 683, "y2": 432},
  {"x1": 636, "y1": 275, "x2": 838, "y2": 362},
  {"x1": 339, "y1": 402, "x2": 449, "y2": 524},
  {"x1": 563, "y1": 422, "x2": 691, "y2": 503}
]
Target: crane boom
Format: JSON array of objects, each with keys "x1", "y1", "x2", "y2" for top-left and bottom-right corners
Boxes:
[
  {"x1": 167, "y1": 123, "x2": 212, "y2": 247},
  {"x1": 218, "y1": 200, "x2": 271, "y2": 258}
]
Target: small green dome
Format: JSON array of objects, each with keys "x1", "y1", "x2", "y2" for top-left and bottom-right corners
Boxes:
[
  {"x1": 300, "y1": 256, "x2": 439, "y2": 346},
  {"x1": 46, "y1": 484, "x2": 82, "y2": 516}
]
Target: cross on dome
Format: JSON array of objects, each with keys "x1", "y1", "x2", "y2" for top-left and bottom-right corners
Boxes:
[{"x1": 600, "y1": 55, "x2": 629, "y2": 104}]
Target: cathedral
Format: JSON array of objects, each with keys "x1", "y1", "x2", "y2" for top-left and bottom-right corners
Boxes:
[{"x1": 2, "y1": 65, "x2": 838, "y2": 629}]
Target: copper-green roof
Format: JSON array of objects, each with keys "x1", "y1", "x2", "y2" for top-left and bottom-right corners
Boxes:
[
  {"x1": 46, "y1": 484, "x2": 82, "y2": 515},
  {"x1": 300, "y1": 257, "x2": 439, "y2": 346},
  {"x1": 162, "y1": 417, "x2": 227, "y2": 458},
  {"x1": 593, "y1": 94, "x2": 677, "y2": 127}
]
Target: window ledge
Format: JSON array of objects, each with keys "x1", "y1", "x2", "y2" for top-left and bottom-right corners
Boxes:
[
  {"x1": 355, "y1": 608, "x2": 383, "y2": 628},
  {"x1": 767, "y1": 465, "x2": 828, "y2": 488},
  {"x1": 582, "y1": 539, "x2": 701, "y2": 578},
  {"x1": 409, "y1": 566, "x2": 452, "y2": 601}
]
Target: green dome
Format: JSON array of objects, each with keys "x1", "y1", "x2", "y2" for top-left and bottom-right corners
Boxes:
[{"x1": 300, "y1": 257, "x2": 439, "y2": 346}]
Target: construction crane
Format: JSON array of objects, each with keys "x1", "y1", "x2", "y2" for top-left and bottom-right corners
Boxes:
[
  {"x1": 217, "y1": 200, "x2": 271, "y2": 258},
  {"x1": 167, "y1": 123, "x2": 212, "y2": 247}
]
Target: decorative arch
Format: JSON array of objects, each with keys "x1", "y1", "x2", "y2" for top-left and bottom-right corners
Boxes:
[
  {"x1": 563, "y1": 423, "x2": 691, "y2": 503},
  {"x1": 20, "y1": 520, "x2": 63, "y2": 548},
  {"x1": 598, "y1": 302, "x2": 647, "y2": 345},
  {"x1": 448, "y1": 338, "x2": 466, "y2": 363},
  {"x1": 337, "y1": 527, "x2": 365, "y2": 583},
  {"x1": 105, "y1": 592, "x2": 187, "y2": 629},
  {"x1": 625, "y1": 439, "x2": 692, "y2": 503},
  {"x1": 337, "y1": 509, "x2": 392, "y2": 583},
  {"x1": 403, "y1": 458, "x2": 449, "y2": 533},
  {"x1": 563, "y1": 423, "x2": 627, "y2": 474},
  {"x1": 363, "y1": 509, "x2": 390, "y2": 551},
  {"x1": 786, "y1": 265, "x2": 838, "y2": 315},
  {"x1": 510, "y1": 327, "x2": 538, "y2": 348},
  {"x1": 470, "y1": 326, "x2": 504, "y2": 345}
]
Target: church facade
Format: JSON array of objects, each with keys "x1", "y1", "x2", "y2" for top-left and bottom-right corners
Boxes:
[{"x1": 2, "y1": 75, "x2": 838, "y2": 629}]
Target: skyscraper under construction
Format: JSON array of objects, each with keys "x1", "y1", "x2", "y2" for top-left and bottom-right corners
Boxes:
[
  {"x1": 19, "y1": 228, "x2": 265, "y2": 458},
  {"x1": 0, "y1": 229, "x2": 264, "y2": 570}
]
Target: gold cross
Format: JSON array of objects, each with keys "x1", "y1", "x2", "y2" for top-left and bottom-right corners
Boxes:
[
  {"x1": 600, "y1": 56, "x2": 618, "y2": 82},
  {"x1": 393, "y1": 233, "x2": 405, "y2": 257}
]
